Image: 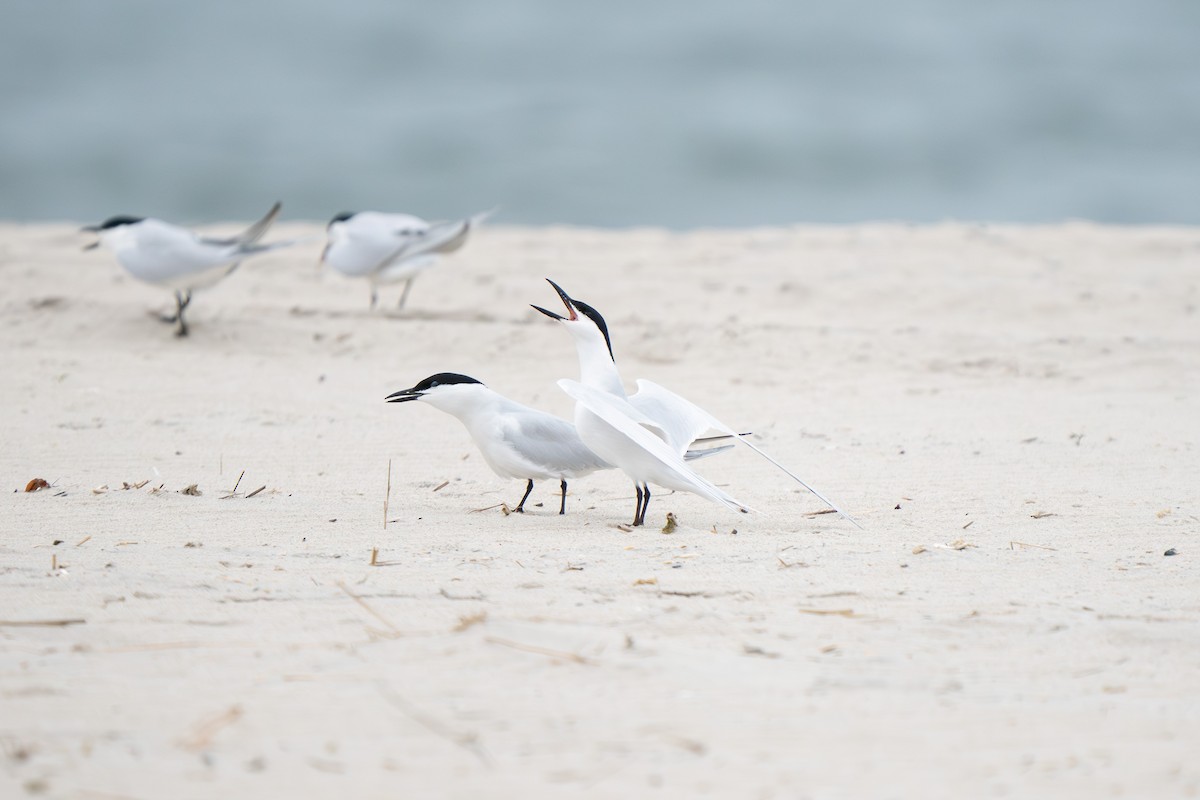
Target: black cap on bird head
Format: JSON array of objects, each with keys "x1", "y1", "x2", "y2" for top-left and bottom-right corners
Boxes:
[
  {"x1": 80, "y1": 215, "x2": 145, "y2": 249},
  {"x1": 385, "y1": 372, "x2": 483, "y2": 403},
  {"x1": 531, "y1": 278, "x2": 614, "y2": 360}
]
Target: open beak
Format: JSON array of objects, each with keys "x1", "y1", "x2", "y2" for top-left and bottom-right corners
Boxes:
[
  {"x1": 385, "y1": 388, "x2": 421, "y2": 403},
  {"x1": 531, "y1": 278, "x2": 578, "y2": 321}
]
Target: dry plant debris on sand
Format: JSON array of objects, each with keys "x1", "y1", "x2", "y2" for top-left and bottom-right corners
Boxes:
[{"x1": 1, "y1": 223, "x2": 1197, "y2": 798}]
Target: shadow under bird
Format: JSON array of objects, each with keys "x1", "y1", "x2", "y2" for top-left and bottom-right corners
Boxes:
[
  {"x1": 534, "y1": 279, "x2": 860, "y2": 529},
  {"x1": 322, "y1": 209, "x2": 493, "y2": 311},
  {"x1": 82, "y1": 201, "x2": 290, "y2": 337},
  {"x1": 385, "y1": 372, "x2": 610, "y2": 514}
]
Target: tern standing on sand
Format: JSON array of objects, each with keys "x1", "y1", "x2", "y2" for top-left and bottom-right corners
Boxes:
[
  {"x1": 82, "y1": 201, "x2": 287, "y2": 337},
  {"x1": 535, "y1": 279, "x2": 859, "y2": 528},
  {"x1": 532, "y1": 281, "x2": 751, "y2": 525},
  {"x1": 386, "y1": 372, "x2": 610, "y2": 514},
  {"x1": 322, "y1": 210, "x2": 491, "y2": 310}
]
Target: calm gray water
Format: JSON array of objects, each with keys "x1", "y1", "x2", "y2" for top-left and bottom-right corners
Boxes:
[{"x1": 2, "y1": 0, "x2": 1198, "y2": 226}]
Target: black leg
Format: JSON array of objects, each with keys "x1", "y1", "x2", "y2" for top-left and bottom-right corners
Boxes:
[
  {"x1": 159, "y1": 289, "x2": 188, "y2": 324},
  {"x1": 397, "y1": 278, "x2": 415, "y2": 311},
  {"x1": 514, "y1": 479, "x2": 534, "y2": 513},
  {"x1": 559, "y1": 479, "x2": 567, "y2": 515},
  {"x1": 174, "y1": 290, "x2": 190, "y2": 337},
  {"x1": 633, "y1": 484, "x2": 644, "y2": 526},
  {"x1": 638, "y1": 484, "x2": 652, "y2": 527}
]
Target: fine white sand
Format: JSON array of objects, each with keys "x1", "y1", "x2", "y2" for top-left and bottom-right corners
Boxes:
[{"x1": 2, "y1": 221, "x2": 1197, "y2": 798}]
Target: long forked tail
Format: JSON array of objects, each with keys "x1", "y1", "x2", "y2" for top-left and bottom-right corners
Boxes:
[
  {"x1": 636, "y1": 380, "x2": 862, "y2": 529},
  {"x1": 683, "y1": 443, "x2": 734, "y2": 461},
  {"x1": 729, "y1": 432, "x2": 862, "y2": 530},
  {"x1": 235, "y1": 201, "x2": 283, "y2": 246},
  {"x1": 427, "y1": 208, "x2": 497, "y2": 255},
  {"x1": 380, "y1": 208, "x2": 495, "y2": 266}
]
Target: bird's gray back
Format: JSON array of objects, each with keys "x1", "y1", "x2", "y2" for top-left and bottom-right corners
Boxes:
[{"x1": 492, "y1": 409, "x2": 610, "y2": 479}]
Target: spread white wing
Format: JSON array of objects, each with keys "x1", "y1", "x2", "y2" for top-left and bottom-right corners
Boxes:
[
  {"x1": 558, "y1": 379, "x2": 752, "y2": 515},
  {"x1": 634, "y1": 379, "x2": 861, "y2": 529},
  {"x1": 630, "y1": 379, "x2": 717, "y2": 456},
  {"x1": 382, "y1": 208, "x2": 495, "y2": 265}
]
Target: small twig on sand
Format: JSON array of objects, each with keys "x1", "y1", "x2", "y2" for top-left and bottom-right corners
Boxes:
[
  {"x1": 245, "y1": 486, "x2": 266, "y2": 498},
  {"x1": 221, "y1": 471, "x2": 245, "y2": 498},
  {"x1": 433, "y1": 480, "x2": 449, "y2": 492},
  {"x1": 453, "y1": 612, "x2": 488, "y2": 632},
  {"x1": 440, "y1": 588, "x2": 485, "y2": 601},
  {"x1": 101, "y1": 641, "x2": 256, "y2": 653},
  {"x1": 1010, "y1": 540, "x2": 1058, "y2": 551},
  {"x1": 179, "y1": 704, "x2": 244, "y2": 752},
  {"x1": 384, "y1": 459, "x2": 392, "y2": 530},
  {"x1": 337, "y1": 581, "x2": 402, "y2": 637},
  {"x1": 375, "y1": 682, "x2": 491, "y2": 766},
  {"x1": 367, "y1": 548, "x2": 401, "y2": 567},
  {"x1": 804, "y1": 508, "x2": 838, "y2": 518},
  {"x1": 469, "y1": 503, "x2": 507, "y2": 514},
  {"x1": 484, "y1": 636, "x2": 589, "y2": 665},
  {"x1": 75, "y1": 535, "x2": 92, "y2": 547},
  {"x1": 797, "y1": 608, "x2": 859, "y2": 617},
  {"x1": 0, "y1": 618, "x2": 85, "y2": 627}
]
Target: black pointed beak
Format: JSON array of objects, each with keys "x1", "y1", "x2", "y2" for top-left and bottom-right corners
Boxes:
[
  {"x1": 543, "y1": 278, "x2": 578, "y2": 321},
  {"x1": 531, "y1": 304, "x2": 564, "y2": 321},
  {"x1": 81, "y1": 224, "x2": 100, "y2": 250},
  {"x1": 385, "y1": 388, "x2": 421, "y2": 403}
]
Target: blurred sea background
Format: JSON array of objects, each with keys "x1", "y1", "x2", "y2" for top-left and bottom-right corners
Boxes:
[{"x1": 2, "y1": 0, "x2": 1197, "y2": 227}]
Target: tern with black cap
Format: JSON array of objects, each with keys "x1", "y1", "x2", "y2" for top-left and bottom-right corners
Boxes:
[
  {"x1": 322, "y1": 209, "x2": 493, "y2": 310},
  {"x1": 81, "y1": 201, "x2": 290, "y2": 337},
  {"x1": 386, "y1": 372, "x2": 609, "y2": 514},
  {"x1": 535, "y1": 279, "x2": 860, "y2": 528}
]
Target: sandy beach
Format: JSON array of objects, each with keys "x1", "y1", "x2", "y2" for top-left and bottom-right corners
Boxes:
[{"x1": 2, "y1": 221, "x2": 1197, "y2": 798}]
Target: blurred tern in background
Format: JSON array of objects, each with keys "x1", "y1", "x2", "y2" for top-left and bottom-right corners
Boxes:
[
  {"x1": 82, "y1": 201, "x2": 289, "y2": 337},
  {"x1": 322, "y1": 210, "x2": 493, "y2": 310},
  {"x1": 386, "y1": 372, "x2": 609, "y2": 515},
  {"x1": 535, "y1": 279, "x2": 860, "y2": 528}
]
